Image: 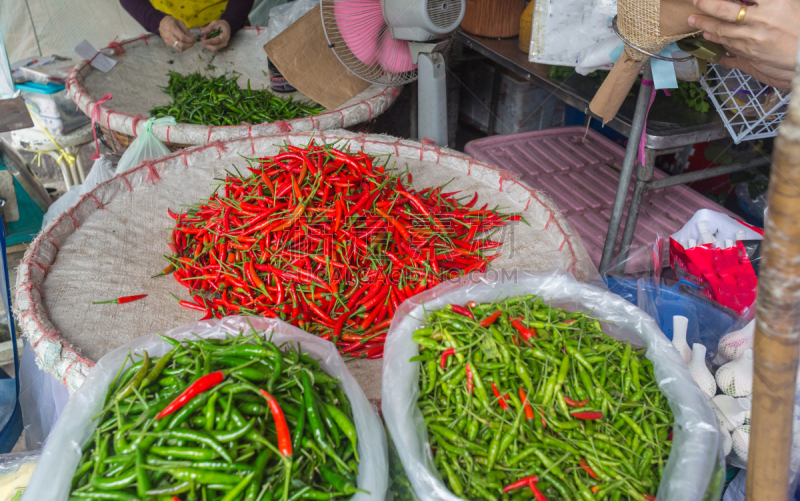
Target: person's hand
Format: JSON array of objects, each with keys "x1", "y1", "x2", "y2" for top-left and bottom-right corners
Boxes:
[
  {"x1": 200, "y1": 20, "x2": 231, "y2": 52},
  {"x1": 688, "y1": 0, "x2": 800, "y2": 72},
  {"x1": 159, "y1": 16, "x2": 195, "y2": 52},
  {"x1": 717, "y1": 54, "x2": 794, "y2": 88}
]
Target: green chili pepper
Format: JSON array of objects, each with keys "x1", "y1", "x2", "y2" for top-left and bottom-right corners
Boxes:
[{"x1": 299, "y1": 371, "x2": 350, "y2": 472}]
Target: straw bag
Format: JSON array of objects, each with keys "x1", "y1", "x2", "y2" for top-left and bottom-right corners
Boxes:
[{"x1": 589, "y1": 0, "x2": 701, "y2": 123}]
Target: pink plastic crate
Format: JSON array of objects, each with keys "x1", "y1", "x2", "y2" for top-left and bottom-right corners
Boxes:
[{"x1": 465, "y1": 127, "x2": 737, "y2": 271}]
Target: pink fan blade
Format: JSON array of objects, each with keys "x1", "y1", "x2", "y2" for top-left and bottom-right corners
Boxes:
[
  {"x1": 335, "y1": 0, "x2": 384, "y2": 66},
  {"x1": 378, "y1": 35, "x2": 417, "y2": 73}
]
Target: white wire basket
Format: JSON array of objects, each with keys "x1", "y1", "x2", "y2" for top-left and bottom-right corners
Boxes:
[{"x1": 701, "y1": 63, "x2": 791, "y2": 144}]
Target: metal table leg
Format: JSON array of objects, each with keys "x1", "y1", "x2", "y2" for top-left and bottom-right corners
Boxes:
[
  {"x1": 616, "y1": 147, "x2": 656, "y2": 266},
  {"x1": 598, "y1": 61, "x2": 654, "y2": 274}
]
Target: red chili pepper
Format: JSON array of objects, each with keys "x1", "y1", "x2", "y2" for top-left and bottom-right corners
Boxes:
[
  {"x1": 537, "y1": 409, "x2": 547, "y2": 428},
  {"x1": 479, "y1": 310, "x2": 502, "y2": 327},
  {"x1": 246, "y1": 261, "x2": 265, "y2": 291},
  {"x1": 502, "y1": 475, "x2": 539, "y2": 493},
  {"x1": 385, "y1": 251, "x2": 405, "y2": 269},
  {"x1": 451, "y1": 304, "x2": 474, "y2": 319},
  {"x1": 510, "y1": 317, "x2": 536, "y2": 340},
  {"x1": 440, "y1": 348, "x2": 455, "y2": 370},
  {"x1": 571, "y1": 411, "x2": 603, "y2": 420},
  {"x1": 179, "y1": 300, "x2": 206, "y2": 312},
  {"x1": 156, "y1": 371, "x2": 225, "y2": 419},
  {"x1": 491, "y1": 382, "x2": 510, "y2": 410},
  {"x1": 564, "y1": 396, "x2": 590, "y2": 408},
  {"x1": 519, "y1": 387, "x2": 534, "y2": 420},
  {"x1": 642, "y1": 495, "x2": 656, "y2": 501},
  {"x1": 152, "y1": 264, "x2": 176, "y2": 278},
  {"x1": 259, "y1": 389, "x2": 292, "y2": 456},
  {"x1": 92, "y1": 294, "x2": 148, "y2": 305},
  {"x1": 375, "y1": 207, "x2": 411, "y2": 240},
  {"x1": 465, "y1": 363, "x2": 474, "y2": 394},
  {"x1": 366, "y1": 345, "x2": 384, "y2": 359},
  {"x1": 579, "y1": 458, "x2": 599, "y2": 479},
  {"x1": 528, "y1": 479, "x2": 548, "y2": 501}
]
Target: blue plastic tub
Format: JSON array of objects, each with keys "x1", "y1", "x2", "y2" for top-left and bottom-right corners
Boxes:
[{"x1": 605, "y1": 278, "x2": 738, "y2": 350}]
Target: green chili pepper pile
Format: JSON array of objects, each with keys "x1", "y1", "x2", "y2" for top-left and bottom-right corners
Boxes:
[
  {"x1": 149, "y1": 72, "x2": 325, "y2": 126},
  {"x1": 413, "y1": 296, "x2": 674, "y2": 501},
  {"x1": 70, "y1": 331, "x2": 363, "y2": 501}
]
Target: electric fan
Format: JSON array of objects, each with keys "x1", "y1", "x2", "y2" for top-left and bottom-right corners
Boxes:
[{"x1": 321, "y1": 0, "x2": 465, "y2": 146}]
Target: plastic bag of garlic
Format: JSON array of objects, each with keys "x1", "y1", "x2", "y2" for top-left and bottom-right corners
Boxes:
[{"x1": 680, "y1": 315, "x2": 800, "y2": 474}]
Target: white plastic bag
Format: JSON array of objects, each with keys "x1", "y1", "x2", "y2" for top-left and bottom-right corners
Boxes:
[
  {"x1": 41, "y1": 154, "x2": 115, "y2": 229},
  {"x1": 23, "y1": 316, "x2": 389, "y2": 501},
  {"x1": 382, "y1": 270, "x2": 724, "y2": 501},
  {"x1": 115, "y1": 116, "x2": 175, "y2": 174}
]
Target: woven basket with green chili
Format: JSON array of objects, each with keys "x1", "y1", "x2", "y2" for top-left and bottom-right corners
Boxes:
[
  {"x1": 149, "y1": 72, "x2": 325, "y2": 126},
  {"x1": 70, "y1": 331, "x2": 363, "y2": 501},
  {"x1": 413, "y1": 295, "x2": 673, "y2": 501}
]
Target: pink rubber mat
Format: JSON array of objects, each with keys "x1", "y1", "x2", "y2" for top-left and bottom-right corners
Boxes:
[{"x1": 465, "y1": 127, "x2": 736, "y2": 271}]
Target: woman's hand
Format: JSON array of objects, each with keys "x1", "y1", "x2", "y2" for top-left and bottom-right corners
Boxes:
[
  {"x1": 159, "y1": 16, "x2": 196, "y2": 52},
  {"x1": 200, "y1": 20, "x2": 231, "y2": 52},
  {"x1": 688, "y1": 0, "x2": 800, "y2": 72},
  {"x1": 717, "y1": 55, "x2": 794, "y2": 88}
]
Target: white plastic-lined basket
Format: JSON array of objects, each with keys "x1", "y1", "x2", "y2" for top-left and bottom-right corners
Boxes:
[{"x1": 701, "y1": 63, "x2": 790, "y2": 144}]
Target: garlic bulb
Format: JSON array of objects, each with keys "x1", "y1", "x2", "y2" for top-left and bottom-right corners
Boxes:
[
  {"x1": 672, "y1": 316, "x2": 692, "y2": 365},
  {"x1": 690, "y1": 344, "x2": 716, "y2": 399},
  {"x1": 732, "y1": 425, "x2": 750, "y2": 460},
  {"x1": 716, "y1": 349, "x2": 754, "y2": 398},
  {"x1": 712, "y1": 395, "x2": 751, "y2": 431},
  {"x1": 717, "y1": 319, "x2": 755, "y2": 363}
]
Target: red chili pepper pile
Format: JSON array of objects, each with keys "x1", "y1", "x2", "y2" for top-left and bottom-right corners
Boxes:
[{"x1": 165, "y1": 142, "x2": 519, "y2": 358}]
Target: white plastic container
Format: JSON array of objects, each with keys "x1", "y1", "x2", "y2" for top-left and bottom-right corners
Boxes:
[
  {"x1": 15, "y1": 81, "x2": 89, "y2": 135},
  {"x1": 458, "y1": 61, "x2": 564, "y2": 135}
]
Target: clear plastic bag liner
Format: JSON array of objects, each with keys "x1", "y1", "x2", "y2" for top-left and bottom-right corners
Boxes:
[
  {"x1": 248, "y1": 0, "x2": 288, "y2": 30},
  {"x1": 23, "y1": 316, "x2": 388, "y2": 501},
  {"x1": 41, "y1": 154, "x2": 115, "y2": 229},
  {"x1": 0, "y1": 450, "x2": 40, "y2": 475},
  {"x1": 636, "y1": 278, "x2": 738, "y2": 356},
  {"x1": 382, "y1": 270, "x2": 724, "y2": 501},
  {"x1": 267, "y1": 0, "x2": 319, "y2": 43},
  {"x1": 18, "y1": 339, "x2": 69, "y2": 450},
  {"x1": 115, "y1": 116, "x2": 175, "y2": 174}
]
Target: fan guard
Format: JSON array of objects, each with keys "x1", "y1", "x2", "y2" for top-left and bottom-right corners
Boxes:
[{"x1": 321, "y1": 0, "x2": 418, "y2": 86}]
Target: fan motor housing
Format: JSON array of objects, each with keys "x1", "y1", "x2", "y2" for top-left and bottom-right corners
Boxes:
[{"x1": 383, "y1": 0, "x2": 465, "y2": 41}]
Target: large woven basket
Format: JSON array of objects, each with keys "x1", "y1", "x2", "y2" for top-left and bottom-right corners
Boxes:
[
  {"x1": 67, "y1": 31, "x2": 400, "y2": 148},
  {"x1": 14, "y1": 131, "x2": 597, "y2": 396}
]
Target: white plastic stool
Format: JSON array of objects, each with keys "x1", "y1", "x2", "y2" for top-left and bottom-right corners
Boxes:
[{"x1": 10, "y1": 124, "x2": 93, "y2": 190}]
